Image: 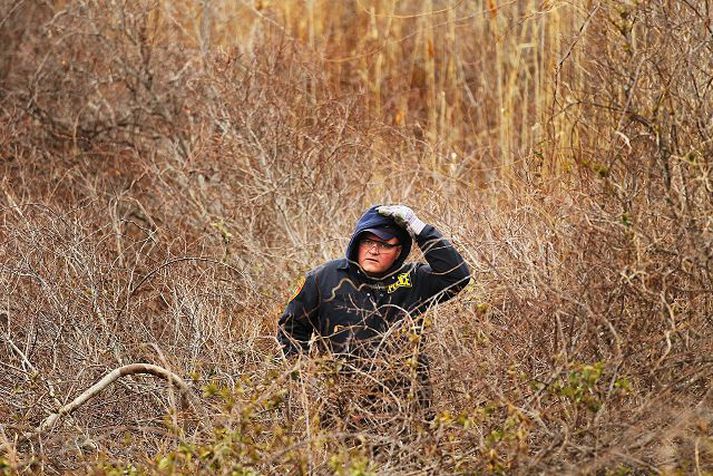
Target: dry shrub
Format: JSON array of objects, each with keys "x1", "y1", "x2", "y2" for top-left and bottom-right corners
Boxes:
[{"x1": 1, "y1": 0, "x2": 712, "y2": 474}]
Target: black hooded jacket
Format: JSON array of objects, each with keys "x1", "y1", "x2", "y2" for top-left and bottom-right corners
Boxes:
[{"x1": 277, "y1": 206, "x2": 471, "y2": 356}]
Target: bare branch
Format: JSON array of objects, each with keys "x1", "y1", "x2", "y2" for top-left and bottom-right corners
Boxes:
[{"x1": 36, "y1": 363, "x2": 193, "y2": 435}]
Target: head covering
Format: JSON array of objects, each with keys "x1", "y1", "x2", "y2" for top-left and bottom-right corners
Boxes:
[
  {"x1": 345, "y1": 205, "x2": 412, "y2": 276},
  {"x1": 361, "y1": 224, "x2": 401, "y2": 241}
]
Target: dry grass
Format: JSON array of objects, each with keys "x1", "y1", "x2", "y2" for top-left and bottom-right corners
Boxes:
[{"x1": 1, "y1": 0, "x2": 712, "y2": 474}]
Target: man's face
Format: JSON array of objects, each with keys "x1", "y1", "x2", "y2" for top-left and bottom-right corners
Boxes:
[{"x1": 357, "y1": 232, "x2": 402, "y2": 277}]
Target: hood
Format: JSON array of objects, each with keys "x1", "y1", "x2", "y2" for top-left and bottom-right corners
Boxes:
[{"x1": 346, "y1": 205, "x2": 412, "y2": 276}]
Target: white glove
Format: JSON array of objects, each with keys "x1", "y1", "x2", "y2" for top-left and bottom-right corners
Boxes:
[{"x1": 377, "y1": 205, "x2": 426, "y2": 237}]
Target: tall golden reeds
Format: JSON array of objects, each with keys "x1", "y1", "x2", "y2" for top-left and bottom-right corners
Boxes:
[{"x1": 142, "y1": 0, "x2": 582, "y2": 175}]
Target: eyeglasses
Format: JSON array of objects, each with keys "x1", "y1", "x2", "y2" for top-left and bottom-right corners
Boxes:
[{"x1": 360, "y1": 238, "x2": 401, "y2": 252}]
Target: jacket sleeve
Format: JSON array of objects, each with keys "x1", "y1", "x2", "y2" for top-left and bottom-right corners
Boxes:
[
  {"x1": 412, "y1": 224, "x2": 471, "y2": 306},
  {"x1": 277, "y1": 272, "x2": 320, "y2": 356}
]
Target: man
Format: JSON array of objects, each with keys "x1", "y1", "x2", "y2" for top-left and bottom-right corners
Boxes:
[{"x1": 277, "y1": 204, "x2": 470, "y2": 418}]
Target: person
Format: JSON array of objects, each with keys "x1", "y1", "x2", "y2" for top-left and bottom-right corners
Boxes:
[{"x1": 277, "y1": 204, "x2": 470, "y2": 421}]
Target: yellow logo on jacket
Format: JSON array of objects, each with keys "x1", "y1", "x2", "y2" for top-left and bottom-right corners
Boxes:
[{"x1": 387, "y1": 272, "x2": 412, "y2": 293}]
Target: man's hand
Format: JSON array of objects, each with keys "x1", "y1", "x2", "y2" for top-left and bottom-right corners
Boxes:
[{"x1": 377, "y1": 205, "x2": 426, "y2": 237}]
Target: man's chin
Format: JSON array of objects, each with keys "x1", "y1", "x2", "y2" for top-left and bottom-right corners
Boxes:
[{"x1": 362, "y1": 265, "x2": 387, "y2": 277}]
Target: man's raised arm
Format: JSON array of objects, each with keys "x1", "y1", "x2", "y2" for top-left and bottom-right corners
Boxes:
[{"x1": 378, "y1": 204, "x2": 471, "y2": 302}]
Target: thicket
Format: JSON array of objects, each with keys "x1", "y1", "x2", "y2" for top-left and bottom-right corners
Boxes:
[{"x1": 1, "y1": 0, "x2": 711, "y2": 474}]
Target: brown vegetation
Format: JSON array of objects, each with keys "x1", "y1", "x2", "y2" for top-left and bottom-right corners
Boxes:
[{"x1": 1, "y1": 0, "x2": 712, "y2": 474}]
